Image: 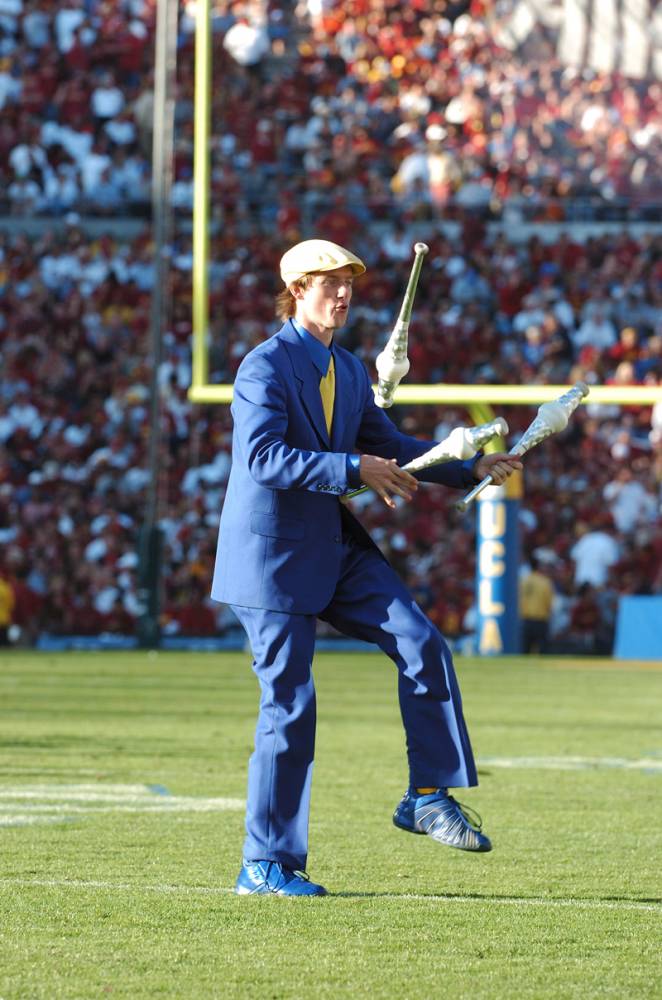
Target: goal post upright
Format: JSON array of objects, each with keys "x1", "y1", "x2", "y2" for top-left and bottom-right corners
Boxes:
[{"x1": 192, "y1": 0, "x2": 211, "y2": 392}]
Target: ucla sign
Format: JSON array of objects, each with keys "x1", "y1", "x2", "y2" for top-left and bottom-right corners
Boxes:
[{"x1": 476, "y1": 475, "x2": 522, "y2": 655}]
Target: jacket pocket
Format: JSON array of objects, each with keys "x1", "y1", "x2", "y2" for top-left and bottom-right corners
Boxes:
[{"x1": 249, "y1": 512, "x2": 305, "y2": 540}]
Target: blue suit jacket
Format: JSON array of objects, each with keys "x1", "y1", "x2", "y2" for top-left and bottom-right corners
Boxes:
[{"x1": 211, "y1": 320, "x2": 478, "y2": 614}]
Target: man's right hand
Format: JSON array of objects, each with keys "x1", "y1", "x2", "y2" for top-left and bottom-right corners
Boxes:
[{"x1": 359, "y1": 456, "x2": 418, "y2": 509}]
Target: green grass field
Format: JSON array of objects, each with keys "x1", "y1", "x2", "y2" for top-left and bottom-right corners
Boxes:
[{"x1": 1, "y1": 651, "x2": 661, "y2": 999}]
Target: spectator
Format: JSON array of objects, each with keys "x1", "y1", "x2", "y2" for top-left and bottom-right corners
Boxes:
[
  {"x1": 42, "y1": 163, "x2": 81, "y2": 214},
  {"x1": 22, "y1": 1, "x2": 50, "y2": 49},
  {"x1": 391, "y1": 126, "x2": 461, "y2": 208},
  {"x1": 79, "y1": 140, "x2": 112, "y2": 197},
  {"x1": 90, "y1": 72, "x2": 125, "y2": 127},
  {"x1": 573, "y1": 307, "x2": 617, "y2": 352},
  {"x1": 54, "y1": 1, "x2": 87, "y2": 54},
  {"x1": 603, "y1": 467, "x2": 657, "y2": 534},
  {"x1": 570, "y1": 519, "x2": 621, "y2": 588},
  {"x1": 222, "y1": 14, "x2": 270, "y2": 68},
  {"x1": 7, "y1": 174, "x2": 42, "y2": 213},
  {"x1": 565, "y1": 583, "x2": 603, "y2": 655},
  {"x1": 0, "y1": 567, "x2": 15, "y2": 645},
  {"x1": 85, "y1": 166, "x2": 123, "y2": 214},
  {"x1": 8, "y1": 126, "x2": 47, "y2": 180},
  {"x1": 519, "y1": 554, "x2": 555, "y2": 654},
  {"x1": 0, "y1": 57, "x2": 21, "y2": 110}
]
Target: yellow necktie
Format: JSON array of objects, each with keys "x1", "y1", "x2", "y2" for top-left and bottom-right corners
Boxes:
[{"x1": 319, "y1": 354, "x2": 335, "y2": 436}]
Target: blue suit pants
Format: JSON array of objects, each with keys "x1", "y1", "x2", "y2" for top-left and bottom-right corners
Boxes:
[{"x1": 232, "y1": 535, "x2": 477, "y2": 870}]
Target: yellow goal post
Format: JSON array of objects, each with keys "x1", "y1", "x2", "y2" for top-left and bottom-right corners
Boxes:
[
  {"x1": 189, "y1": 0, "x2": 662, "y2": 416},
  {"x1": 188, "y1": 378, "x2": 662, "y2": 455},
  {"x1": 188, "y1": 380, "x2": 662, "y2": 408}
]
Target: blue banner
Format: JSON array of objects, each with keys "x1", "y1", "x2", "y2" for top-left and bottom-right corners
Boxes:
[
  {"x1": 475, "y1": 478, "x2": 521, "y2": 655},
  {"x1": 614, "y1": 597, "x2": 662, "y2": 660}
]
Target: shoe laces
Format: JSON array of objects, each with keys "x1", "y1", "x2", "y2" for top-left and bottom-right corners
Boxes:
[
  {"x1": 448, "y1": 795, "x2": 484, "y2": 832},
  {"x1": 262, "y1": 861, "x2": 310, "y2": 886}
]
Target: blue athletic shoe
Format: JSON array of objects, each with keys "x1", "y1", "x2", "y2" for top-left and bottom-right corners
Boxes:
[
  {"x1": 235, "y1": 860, "x2": 328, "y2": 896},
  {"x1": 393, "y1": 788, "x2": 492, "y2": 853}
]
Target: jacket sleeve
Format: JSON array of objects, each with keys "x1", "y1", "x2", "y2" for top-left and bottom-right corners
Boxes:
[
  {"x1": 354, "y1": 363, "x2": 478, "y2": 490},
  {"x1": 231, "y1": 352, "x2": 350, "y2": 494}
]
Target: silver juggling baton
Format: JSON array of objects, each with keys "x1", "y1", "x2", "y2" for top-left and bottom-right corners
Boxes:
[
  {"x1": 454, "y1": 382, "x2": 590, "y2": 513},
  {"x1": 374, "y1": 242, "x2": 429, "y2": 408},
  {"x1": 343, "y1": 417, "x2": 509, "y2": 500}
]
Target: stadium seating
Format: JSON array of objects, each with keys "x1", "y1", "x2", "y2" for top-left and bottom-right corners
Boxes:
[{"x1": 0, "y1": 0, "x2": 660, "y2": 650}]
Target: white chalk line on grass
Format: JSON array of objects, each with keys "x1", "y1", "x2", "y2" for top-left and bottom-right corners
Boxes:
[
  {"x1": 479, "y1": 756, "x2": 662, "y2": 773},
  {"x1": 0, "y1": 803, "x2": 244, "y2": 826},
  {"x1": 546, "y1": 659, "x2": 662, "y2": 671},
  {"x1": 0, "y1": 783, "x2": 245, "y2": 827},
  {"x1": 0, "y1": 878, "x2": 659, "y2": 913},
  {"x1": 2, "y1": 759, "x2": 661, "y2": 827},
  {"x1": 0, "y1": 815, "x2": 68, "y2": 827},
  {"x1": 0, "y1": 783, "x2": 179, "y2": 798},
  {"x1": 0, "y1": 783, "x2": 245, "y2": 804},
  {"x1": 0, "y1": 767, "x2": 104, "y2": 776}
]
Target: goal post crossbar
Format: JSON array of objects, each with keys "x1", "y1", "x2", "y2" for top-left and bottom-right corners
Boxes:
[{"x1": 188, "y1": 383, "x2": 662, "y2": 406}]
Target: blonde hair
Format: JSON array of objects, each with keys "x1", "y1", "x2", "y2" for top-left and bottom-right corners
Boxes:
[{"x1": 275, "y1": 274, "x2": 315, "y2": 321}]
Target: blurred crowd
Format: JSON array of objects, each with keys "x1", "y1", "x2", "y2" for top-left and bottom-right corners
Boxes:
[
  {"x1": 1, "y1": 216, "x2": 661, "y2": 651},
  {"x1": 0, "y1": 0, "x2": 661, "y2": 653},
  {"x1": 0, "y1": 0, "x2": 659, "y2": 221}
]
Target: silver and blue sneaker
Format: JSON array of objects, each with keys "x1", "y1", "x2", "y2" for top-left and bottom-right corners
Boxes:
[
  {"x1": 393, "y1": 788, "x2": 492, "y2": 853},
  {"x1": 235, "y1": 860, "x2": 328, "y2": 896}
]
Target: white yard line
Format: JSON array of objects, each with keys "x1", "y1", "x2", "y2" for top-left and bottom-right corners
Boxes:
[
  {"x1": 479, "y1": 756, "x2": 662, "y2": 772},
  {"x1": 0, "y1": 801, "x2": 244, "y2": 815},
  {"x1": 0, "y1": 878, "x2": 659, "y2": 913},
  {"x1": 0, "y1": 783, "x2": 245, "y2": 825},
  {"x1": 0, "y1": 815, "x2": 71, "y2": 827},
  {"x1": 0, "y1": 783, "x2": 166, "y2": 796},
  {"x1": 546, "y1": 659, "x2": 662, "y2": 671}
]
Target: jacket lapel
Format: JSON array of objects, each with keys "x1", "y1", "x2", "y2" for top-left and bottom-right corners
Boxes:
[
  {"x1": 330, "y1": 346, "x2": 357, "y2": 451},
  {"x1": 280, "y1": 322, "x2": 330, "y2": 447}
]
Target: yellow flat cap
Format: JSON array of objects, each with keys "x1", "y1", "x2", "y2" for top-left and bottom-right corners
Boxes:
[{"x1": 279, "y1": 239, "x2": 366, "y2": 286}]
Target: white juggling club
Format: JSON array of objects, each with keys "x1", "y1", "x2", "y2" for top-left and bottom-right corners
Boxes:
[
  {"x1": 374, "y1": 242, "x2": 429, "y2": 408},
  {"x1": 455, "y1": 382, "x2": 590, "y2": 513},
  {"x1": 343, "y1": 416, "x2": 509, "y2": 500}
]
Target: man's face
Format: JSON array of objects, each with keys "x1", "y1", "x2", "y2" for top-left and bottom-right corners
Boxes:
[{"x1": 294, "y1": 265, "x2": 355, "y2": 337}]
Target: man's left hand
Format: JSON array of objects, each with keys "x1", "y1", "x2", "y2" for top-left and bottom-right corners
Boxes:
[{"x1": 473, "y1": 453, "x2": 523, "y2": 485}]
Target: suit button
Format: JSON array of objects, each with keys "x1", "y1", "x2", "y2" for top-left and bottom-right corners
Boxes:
[{"x1": 334, "y1": 535, "x2": 341, "y2": 543}]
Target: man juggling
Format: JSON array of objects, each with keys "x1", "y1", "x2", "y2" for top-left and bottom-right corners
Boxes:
[{"x1": 211, "y1": 238, "x2": 521, "y2": 896}]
